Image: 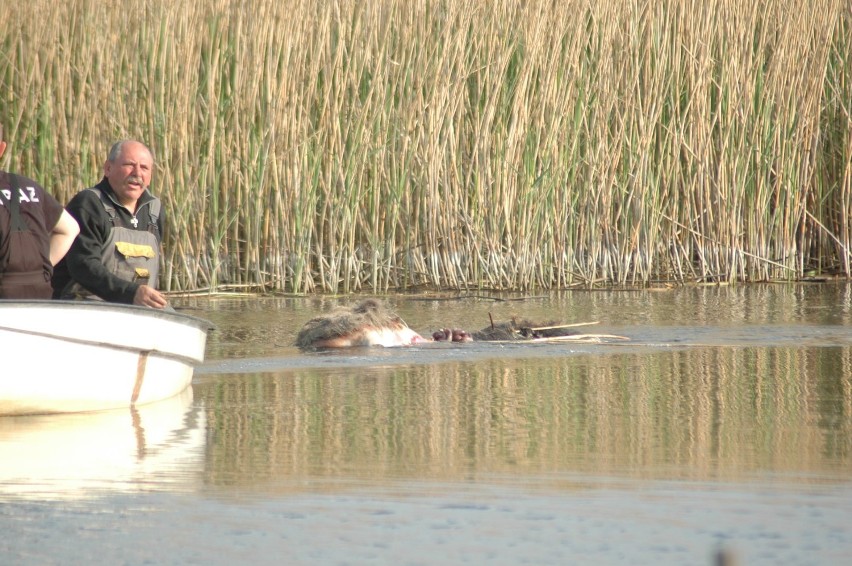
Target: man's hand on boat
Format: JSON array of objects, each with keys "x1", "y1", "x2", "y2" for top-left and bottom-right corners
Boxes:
[{"x1": 133, "y1": 284, "x2": 169, "y2": 309}]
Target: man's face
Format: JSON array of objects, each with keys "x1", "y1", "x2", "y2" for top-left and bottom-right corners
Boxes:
[{"x1": 104, "y1": 142, "x2": 153, "y2": 208}]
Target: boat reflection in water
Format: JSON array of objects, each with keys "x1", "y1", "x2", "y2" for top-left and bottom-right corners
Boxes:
[{"x1": 0, "y1": 386, "x2": 205, "y2": 500}]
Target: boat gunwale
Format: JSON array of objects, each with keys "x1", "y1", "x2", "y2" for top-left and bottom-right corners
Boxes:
[{"x1": 0, "y1": 299, "x2": 215, "y2": 333}]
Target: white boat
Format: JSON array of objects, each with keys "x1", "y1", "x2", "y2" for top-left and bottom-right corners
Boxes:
[{"x1": 0, "y1": 300, "x2": 213, "y2": 416}]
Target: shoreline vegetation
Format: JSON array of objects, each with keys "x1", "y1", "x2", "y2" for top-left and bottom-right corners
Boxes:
[{"x1": 2, "y1": 0, "x2": 851, "y2": 293}]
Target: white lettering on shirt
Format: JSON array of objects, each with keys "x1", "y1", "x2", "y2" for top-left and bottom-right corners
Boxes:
[{"x1": 0, "y1": 187, "x2": 41, "y2": 205}]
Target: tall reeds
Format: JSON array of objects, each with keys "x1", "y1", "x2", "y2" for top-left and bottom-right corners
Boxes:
[{"x1": 1, "y1": 0, "x2": 850, "y2": 292}]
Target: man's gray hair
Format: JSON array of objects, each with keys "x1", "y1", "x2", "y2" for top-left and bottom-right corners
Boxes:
[{"x1": 107, "y1": 139, "x2": 153, "y2": 162}]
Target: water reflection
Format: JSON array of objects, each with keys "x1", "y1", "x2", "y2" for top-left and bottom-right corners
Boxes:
[
  {"x1": 0, "y1": 387, "x2": 205, "y2": 500},
  {"x1": 196, "y1": 345, "x2": 852, "y2": 492}
]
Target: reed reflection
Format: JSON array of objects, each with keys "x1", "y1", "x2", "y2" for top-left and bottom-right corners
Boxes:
[{"x1": 198, "y1": 346, "x2": 852, "y2": 491}]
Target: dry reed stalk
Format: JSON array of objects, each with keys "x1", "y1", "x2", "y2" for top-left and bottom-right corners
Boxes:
[{"x1": 529, "y1": 321, "x2": 600, "y2": 331}]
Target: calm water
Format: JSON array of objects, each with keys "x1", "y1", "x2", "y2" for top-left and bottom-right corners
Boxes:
[{"x1": 2, "y1": 284, "x2": 851, "y2": 565}]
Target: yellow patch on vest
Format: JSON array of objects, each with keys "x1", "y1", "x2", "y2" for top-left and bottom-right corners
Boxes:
[
  {"x1": 116, "y1": 242, "x2": 156, "y2": 259},
  {"x1": 135, "y1": 268, "x2": 150, "y2": 278}
]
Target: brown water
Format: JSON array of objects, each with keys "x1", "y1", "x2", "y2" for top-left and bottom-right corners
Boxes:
[{"x1": 2, "y1": 284, "x2": 851, "y2": 565}]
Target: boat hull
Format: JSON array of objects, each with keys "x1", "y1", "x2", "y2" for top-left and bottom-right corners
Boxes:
[{"x1": 0, "y1": 300, "x2": 212, "y2": 415}]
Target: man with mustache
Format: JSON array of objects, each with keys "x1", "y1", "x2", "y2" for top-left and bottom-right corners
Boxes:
[{"x1": 52, "y1": 140, "x2": 169, "y2": 308}]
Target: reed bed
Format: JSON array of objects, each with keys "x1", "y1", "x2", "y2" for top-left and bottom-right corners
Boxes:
[{"x1": 1, "y1": 0, "x2": 851, "y2": 292}]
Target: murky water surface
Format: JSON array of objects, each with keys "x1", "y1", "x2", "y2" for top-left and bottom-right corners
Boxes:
[{"x1": 2, "y1": 284, "x2": 851, "y2": 564}]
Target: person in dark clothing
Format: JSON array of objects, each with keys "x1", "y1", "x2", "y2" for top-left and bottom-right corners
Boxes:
[
  {"x1": 0, "y1": 124, "x2": 79, "y2": 299},
  {"x1": 52, "y1": 139, "x2": 169, "y2": 309}
]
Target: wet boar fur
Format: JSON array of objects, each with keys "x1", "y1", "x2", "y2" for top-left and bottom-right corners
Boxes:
[{"x1": 295, "y1": 299, "x2": 409, "y2": 349}]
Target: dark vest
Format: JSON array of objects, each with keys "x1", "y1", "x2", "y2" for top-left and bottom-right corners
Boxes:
[{"x1": 59, "y1": 188, "x2": 162, "y2": 301}]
